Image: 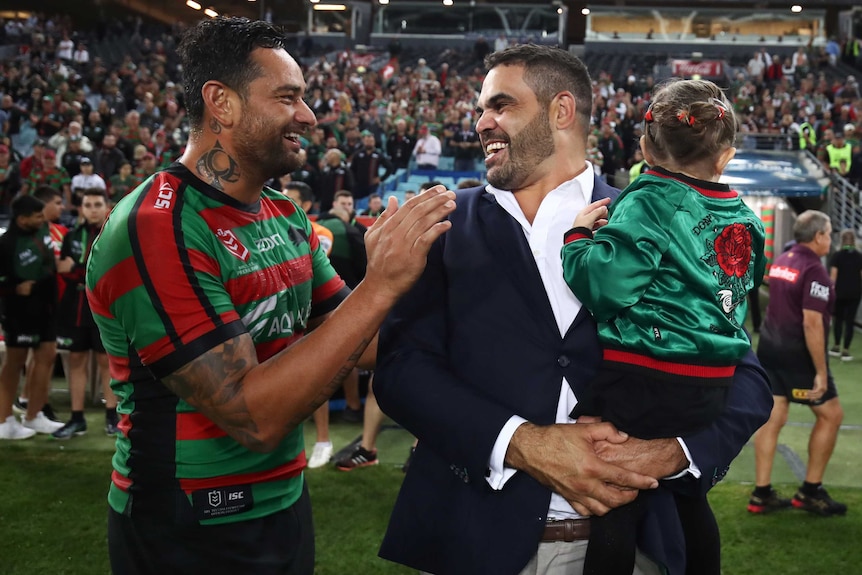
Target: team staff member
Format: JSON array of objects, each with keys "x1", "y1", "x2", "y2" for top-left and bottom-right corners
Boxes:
[
  {"x1": 86, "y1": 17, "x2": 455, "y2": 574},
  {"x1": 0, "y1": 195, "x2": 64, "y2": 439},
  {"x1": 751, "y1": 211, "x2": 847, "y2": 517},
  {"x1": 349, "y1": 129, "x2": 393, "y2": 211},
  {"x1": 52, "y1": 189, "x2": 120, "y2": 439}
]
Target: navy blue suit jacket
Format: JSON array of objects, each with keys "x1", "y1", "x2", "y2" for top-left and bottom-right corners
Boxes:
[{"x1": 375, "y1": 177, "x2": 772, "y2": 575}]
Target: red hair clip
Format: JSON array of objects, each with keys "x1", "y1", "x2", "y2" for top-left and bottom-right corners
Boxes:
[
  {"x1": 677, "y1": 111, "x2": 696, "y2": 126},
  {"x1": 711, "y1": 98, "x2": 729, "y2": 121},
  {"x1": 644, "y1": 109, "x2": 654, "y2": 122}
]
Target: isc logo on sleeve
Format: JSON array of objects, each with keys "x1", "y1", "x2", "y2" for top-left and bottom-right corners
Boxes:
[{"x1": 153, "y1": 182, "x2": 174, "y2": 210}]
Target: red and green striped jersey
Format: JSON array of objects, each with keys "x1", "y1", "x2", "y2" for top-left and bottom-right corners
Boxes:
[
  {"x1": 26, "y1": 166, "x2": 70, "y2": 192},
  {"x1": 86, "y1": 163, "x2": 348, "y2": 525}
]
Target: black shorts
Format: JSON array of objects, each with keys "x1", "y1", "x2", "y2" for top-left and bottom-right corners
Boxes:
[
  {"x1": 108, "y1": 482, "x2": 314, "y2": 575},
  {"x1": 2, "y1": 314, "x2": 57, "y2": 348},
  {"x1": 762, "y1": 365, "x2": 838, "y2": 406},
  {"x1": 757, "y1": 332, "x2": 838, "y2": 405},
  {"x1": 57, "y1": 326, "x2": 105, "y2": 353}
]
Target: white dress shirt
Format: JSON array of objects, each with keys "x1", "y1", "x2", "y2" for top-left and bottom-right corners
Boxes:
[
  {"x1": 483, "y1": 164, "x2": 699, "y2": 520},
  {"x1": 412, "y1": 135, "x2": 442, "y2": 167}
]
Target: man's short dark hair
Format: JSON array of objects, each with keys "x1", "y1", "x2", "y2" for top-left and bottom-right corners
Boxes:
[
  {"x1": 12, "y1": 194, "x2": 45, "y2": 219},
  {"x1": 285, "y1": 181, "x2": 314, "y2": 204},
  {"x1": 32, "y1": 186, "x2": 62, "y2": 203},
  {"x1": 485, "y1": 44, "x2": 592, "y2": 138},
  {"x1": 82, "y1": 188, "x2": 108, "y2": 202},
  {"x1": 177, "y1": 17, "x2": 289, "y2": 129},
  {"x1": 334, "y1": 190, "x2": 354, "y2": 201}
]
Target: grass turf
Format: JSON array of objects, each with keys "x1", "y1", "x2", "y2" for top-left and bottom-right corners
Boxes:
[{"x1": 1, "y1": 327, "x2": 861, "y2": 573}]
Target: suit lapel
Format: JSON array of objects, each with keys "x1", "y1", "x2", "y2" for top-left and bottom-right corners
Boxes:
[{"x1": 477, "y1": 191, "x2": 560, "y2": 337}]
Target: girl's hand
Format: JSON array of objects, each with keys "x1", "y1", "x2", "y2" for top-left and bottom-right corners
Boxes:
[{"x1": 573, "y1": 197, "x2": 611, "y2": 231}]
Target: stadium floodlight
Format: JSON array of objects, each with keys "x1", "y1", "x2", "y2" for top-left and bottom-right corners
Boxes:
[
  {"x1": 379, "y1": 0, "x2": 389, "y2": 4},
  {"x1": 581, "y1": 8, "x2": 590, "y2": 16},
  {"x1": 791, "y1": 5, "x2": 803, "y2": 12},
  {"x1": 186, "y1": 0, "x2": 202, "y2": 9},
  {"x1": 204, "y1": 7, "x2": 218, "y2": 17},
  {"x1": 443, "y1": 0, "x2": 454, "y2": 5},
  {"x1": 313, "y1": 3, "x2": 347, "y2": 9}
]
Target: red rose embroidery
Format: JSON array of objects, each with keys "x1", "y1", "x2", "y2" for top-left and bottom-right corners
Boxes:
[{"x1": 714, "y1": 223, "x2": 752, "y2": 278}]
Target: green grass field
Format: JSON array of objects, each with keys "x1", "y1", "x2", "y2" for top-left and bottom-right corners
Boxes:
[{"x1": 1, "y1": 330, "x2": 861, "y2": 574}]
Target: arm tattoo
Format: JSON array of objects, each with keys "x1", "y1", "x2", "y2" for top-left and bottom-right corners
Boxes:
[
  {"x1": 162, "y1": 335, "x2": 265, "y2": 450},
  {"x1": 209, "y1": 118, "x2": 222, "y2": 134},
  {"x1": 285, "y1": 339, "x2": 370, "y2": 430},
  {"x1": 195, "y1": 140, "x2": 240, "y2": 191}
]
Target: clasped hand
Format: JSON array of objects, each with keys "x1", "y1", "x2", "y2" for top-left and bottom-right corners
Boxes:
[{"x1": 508, "y1": 419, "x2": 686, "y2": 517}]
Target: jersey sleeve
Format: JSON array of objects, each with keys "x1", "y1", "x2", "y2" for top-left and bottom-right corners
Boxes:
[
  {"x1": 87, "y1": 182, "x2": 246, "y2": 380},
  {"x1": 561, "y1": 188, "x2": 672, "y2": 321}
]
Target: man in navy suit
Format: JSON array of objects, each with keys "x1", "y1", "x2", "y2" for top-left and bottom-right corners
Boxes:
[{"x1": 375, "y1": 45, "x2": 772, "y2": 575}]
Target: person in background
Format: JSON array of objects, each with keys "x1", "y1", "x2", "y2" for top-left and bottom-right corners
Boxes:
[
  {"x1": 386, "y1": 118, "x2": 414, "y2": 170},
  {"x1": 283, "y1": 181, "x2": 336, "y2": 469},
  {"x1": 316, "y1": 190, "x2": 369, "y2": 424},
  {"x1": 108, "y1": 161, "x2": 138, "y2": 205},
  {"x1": 0, "y1": 195, "x2": 64, "y2": 439},
  {"x1": 23, "y1": 149, "x2": 71, "y2": 207},
  {"x1": 349, "y1": 129, "x2": 393, "y2": 212},
  {"x1": 451, "y1": 116, "x2": 482, "y2": 172},
  {"x1": 52, "y1": 189, "x2": 120, "y2": 439},
  {"x1": 627, "y1": 147, "x2": 647, "y2": 184},
  {"x1": 360, "y1": 193, "x2": 384, "y2": 217},
  {"x1": 828, "y1": 229, "x2": 862, "y2": 361},
  {"x1": 70, "y1": 157, "x2": 106, "y2": 208},
  {"x1": 0, "y1": 143, "x2": 22, "y2": 215},
  {"x1": 316, "y1": 148, "x2": 354, "y2": 213},
  {"x1": 412, "y1": 124, "x2": 442, "y2": 170},
  {"x1": 751, "y1": 211, "x2": 847, "y2": 518}
]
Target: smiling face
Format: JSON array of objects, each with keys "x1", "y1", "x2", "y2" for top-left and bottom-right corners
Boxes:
[
  {"x1": 475, "y1": 64, "x2": 555, "y2": 191},
  {"x1": 231, "y1": 48, "x2": 317, "y2": 182}
]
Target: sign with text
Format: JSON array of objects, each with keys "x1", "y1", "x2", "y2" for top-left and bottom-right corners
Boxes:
[{"x1": 670, "y1": 59, "x2": 725, "y2": 78}]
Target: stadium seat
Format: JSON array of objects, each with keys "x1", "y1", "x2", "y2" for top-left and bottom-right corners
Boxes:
[{"x1": 384, "y1": 191, "x2": 407, "y2": 205}]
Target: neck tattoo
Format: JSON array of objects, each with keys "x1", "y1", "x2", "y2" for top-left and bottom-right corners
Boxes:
[{"x1": 196, "y1": 140, "x2": 240, "y2": 191}]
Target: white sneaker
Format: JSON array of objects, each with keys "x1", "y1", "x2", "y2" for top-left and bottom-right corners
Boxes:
[
  {"x1": 22, "y1": 412, "x2": 65, "y2": 434},
  {"x1": 0, "y1": 415, "x2": 36, "y2": 440},
  {"x1": 307, "y1": 442, "x2": 333, "y2": 469}
]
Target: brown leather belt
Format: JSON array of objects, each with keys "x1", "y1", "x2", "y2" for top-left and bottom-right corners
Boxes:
[{"x1": 542, "y1": 518, "x2": 591, "y2": 542}]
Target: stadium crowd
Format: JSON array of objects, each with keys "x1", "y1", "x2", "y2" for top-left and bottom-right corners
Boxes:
[
  {"x1": 1, "y1": 12, "x2": 860, "y2": 218},
  {"x1": 0, "y1": 10, "x2": 861, "y2": 448}
]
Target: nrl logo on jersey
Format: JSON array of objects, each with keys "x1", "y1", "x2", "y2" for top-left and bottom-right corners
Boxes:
[{"x1": 217, "y1": 228, "x2": 249, "y2": 262}]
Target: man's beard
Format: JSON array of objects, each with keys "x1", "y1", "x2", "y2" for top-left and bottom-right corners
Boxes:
[
  {"x1": 486, "y1": 107, "x2": 555, "y2": 191},
  {"x1": 234, "y1": 111, "x2": 302, "y2": 182}
]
